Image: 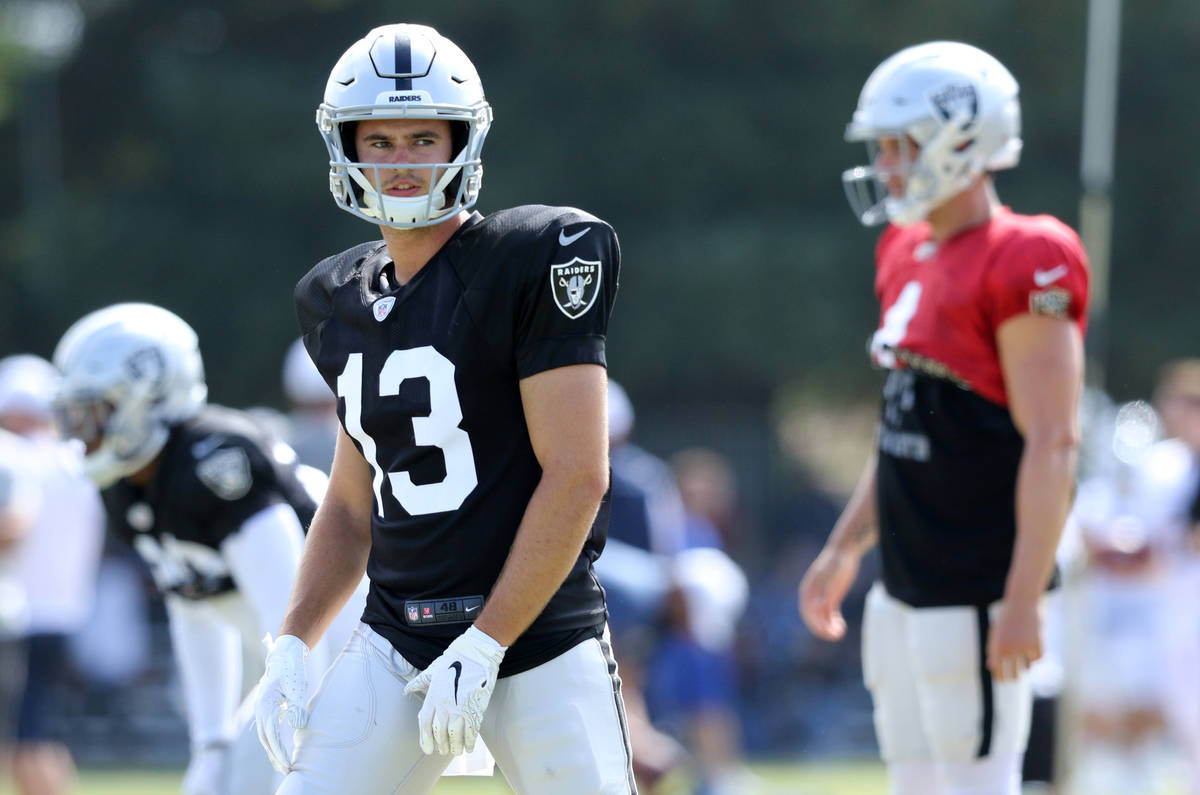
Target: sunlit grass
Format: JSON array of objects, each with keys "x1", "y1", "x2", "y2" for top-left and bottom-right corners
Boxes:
[{"x1": 0, "y1": 758, "x2": 889, "y2": 794}]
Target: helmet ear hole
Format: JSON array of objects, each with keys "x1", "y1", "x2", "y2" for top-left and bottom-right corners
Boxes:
[
  {"x1": 450, "y1": 120, "x2": 469, "y2": 159},
  {"x1": 444, "y1": 120, "x2": 470, "y2": 201},
  {"x1": 340, "y1": 121, "x2": 358, "y2": 161}
]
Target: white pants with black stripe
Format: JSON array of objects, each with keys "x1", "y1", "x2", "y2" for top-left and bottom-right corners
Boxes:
[
  {"x1": 862, "y1": 582, "x2": 1033, "y2": 795},
  {"x1": 278, "y1": 622, "x2": 636, "y2": 795}
]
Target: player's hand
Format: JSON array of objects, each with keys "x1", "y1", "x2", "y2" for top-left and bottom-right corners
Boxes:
[
  {"x1": 987, "y1": 598, "x2": 1042, "y2": 681},
  {"x1": 404, "y1": 625, "x2": 507, "y2": 757},
  {"x1": 253, "y1": 633, "x2": 309, "y2": 773},
  {"x1": 181, "y1": 742, "x2": 229, "y2": 795},
  {"x1": 799, "y1": 547, "x2": 861, "y2": 641}
]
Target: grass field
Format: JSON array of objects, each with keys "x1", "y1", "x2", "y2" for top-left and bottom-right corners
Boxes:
[{"x1": 0, "y1": 759, "x2": 890, "y2": 794}]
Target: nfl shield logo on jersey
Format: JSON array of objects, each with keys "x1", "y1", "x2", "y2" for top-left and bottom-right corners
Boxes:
[
  {"x1": 550, "y1": 258, "x2": 602, "y2": 319},
  {"x1": 407, "y1": 604, "x2": 419, "y2": 623},
  {"x1": 372, "y1": 296, "x2": 397, "y2": 322}
]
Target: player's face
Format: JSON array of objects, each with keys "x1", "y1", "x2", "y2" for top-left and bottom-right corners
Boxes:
[
  {"x1": 55, "y1": 398, "x2": 111, "y2": 455},
  {"x1": 354, "y1": 118, "x2": 455, "y2": 198},
  {"x1": 874, "y1": 135, "x2": 919, "y2": 197},
  {"x1": 1159, "y1": 388, "x2": 1200, "y2": 452}
]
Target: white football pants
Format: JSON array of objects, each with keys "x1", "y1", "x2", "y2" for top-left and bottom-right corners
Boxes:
[
  {"x1": 862, "y1": 583, "x2": 1033, "y2": 795},
  {"x1": 278, "y1": 622, "x2": 636, "y2": 794}
]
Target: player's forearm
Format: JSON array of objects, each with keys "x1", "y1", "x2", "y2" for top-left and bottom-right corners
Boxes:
[
  {"x1": 1004, "y1": 435, "x2": 1077, "y2": 603},
  {"x1": 278, "y1": 501, "x2": 371, "y2": 647},
  {"x1": 475, "y1": 465, "x2": 609, "y2": 647},
  {"x1": 825, "y1": 453, "x2": 879, "y2": 558}
]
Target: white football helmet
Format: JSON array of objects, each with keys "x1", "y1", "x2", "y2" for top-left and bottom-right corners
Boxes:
[
  {"x1": 317, "y1": 23, "x2": 492, "y2": 228},
  {"x1": 842, "y1": 41, "x2": 1022, "y2": 226},
  {"x1": 52, "y1": 303, "x2": 207, "y2": 488}
]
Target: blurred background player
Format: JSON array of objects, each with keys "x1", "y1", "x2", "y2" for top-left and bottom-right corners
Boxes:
[
  {"x1": 279, "y1": 338, "x2": 339, "y2": 476},
  {"x1": 51, "y1": 303, "x2": 365, "y2": 795},
  {"x1": 0, "y1": 355, "x2": 105, "y2": 795},
  {"x1": 800, "y1": 41, "x2": 1089, "y2": 795}
]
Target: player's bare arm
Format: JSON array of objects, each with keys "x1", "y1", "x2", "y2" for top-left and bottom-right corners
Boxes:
[
  {"x1": 473, "y1": 363, "x2": 610, "y2": 647},
  {"x1": 278, "y1": 427, "x2": 374, "y2": 648},
  {"x1": 989, "y1": 313, "x2": 1083, "y2": 680},
  {"x1": 799, "y1": 452, "x2": 879, "y2": 641}
]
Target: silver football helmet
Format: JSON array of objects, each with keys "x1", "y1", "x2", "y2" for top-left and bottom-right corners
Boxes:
[
  {"x1": 842, "y1": 41, "x2": 1022, "y2": 226},
  {"x1": 52, "y1": 303, "x2": 207, "y2": 488},
  {"x1": 317, "y1": 23, "x2": 492, "y2": 228}
]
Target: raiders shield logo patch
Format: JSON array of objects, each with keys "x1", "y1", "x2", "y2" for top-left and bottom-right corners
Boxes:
[
  {"x1": 1029, "y1": 287, "x2": 1072, "y2": 319},
  {"x1": 550, "y1": 258, "x2": 602, "y2": 319},
  {"x1": 196, "y1": 448, "x2": 253, "y2": 501}
]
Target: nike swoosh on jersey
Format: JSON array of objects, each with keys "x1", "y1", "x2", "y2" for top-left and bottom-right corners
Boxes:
[
  {"x1": 558, "y1": 227, "x2": 590, "y2": 246},
  {"x1": 1033, "y1": 265, "x2": 1069, "y2": 287},
  {"x1": 449, "y1": 661, "x2": 463, "y2": 704}
]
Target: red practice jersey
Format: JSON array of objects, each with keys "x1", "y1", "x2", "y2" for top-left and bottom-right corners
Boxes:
[{"x1": 870, "y1": 208, "x2": 1089, "y2": 606}]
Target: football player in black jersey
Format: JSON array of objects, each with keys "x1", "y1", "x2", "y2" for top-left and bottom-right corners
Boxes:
[
  {"x1": 251, "y1": 22, "x2": 634, "y2": 795},
  {"x1": 52, "y1": 303, "x2": 365, "y2": 795}
]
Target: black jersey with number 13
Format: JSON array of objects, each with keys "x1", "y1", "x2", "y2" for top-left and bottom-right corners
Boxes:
[{"x1": 295, "y1": 205, "x2": 620, "y2": 676}]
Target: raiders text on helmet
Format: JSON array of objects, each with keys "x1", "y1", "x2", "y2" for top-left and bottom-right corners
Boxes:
[
  {"x1": 52, "y1": 304, "x2": 207, "y2": 488},
  {"x1": 841, "y1": 41, "x2": 1022, "y2": 226},
  {"x1": 317, "y1": 24, "x2": 493, "y2": 228}
]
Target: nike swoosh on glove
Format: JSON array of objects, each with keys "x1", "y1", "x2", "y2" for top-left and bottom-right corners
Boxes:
[
  {"x1": 253, "y1": 633, "x2": 309, "y2": 773},
  {"x1": 404, "y1": 625, "x2": 507, "y2": 756}
]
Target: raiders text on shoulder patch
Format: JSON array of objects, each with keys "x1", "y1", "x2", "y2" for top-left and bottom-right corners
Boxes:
[
  {"x1": 1029, "y1": 287, "x2": 1072, "y2": 319},
  {"x1": 550, "y1": 258, "x2": 602, "y2": 319},
  {"x1": 196, "y1": 447, "x2": 253, "y2": 501}
]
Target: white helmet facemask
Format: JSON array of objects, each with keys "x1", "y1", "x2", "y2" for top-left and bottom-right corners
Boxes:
[
  {"x1": 841, "y1": 41, "x2": 1022, "y2": 227},
  {"x1": 317, "y1": 24, "x2": 493, "y2": 230},
  {"x1": 346, "y1": 149, "x2": 464, "y2": 227}
]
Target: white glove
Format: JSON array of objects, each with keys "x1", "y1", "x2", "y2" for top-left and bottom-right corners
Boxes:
[
  {"x1": 253, "y1": 633, "x2": 309, "y2": 773},
  {"x1": 181, "y1": 742, "x2": 229, "y2": 795},
  {"x1": 403, "y1": 625, "x2": 507, "y2": 757}
]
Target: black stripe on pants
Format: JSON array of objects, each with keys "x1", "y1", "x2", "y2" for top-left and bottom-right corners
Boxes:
[{"x1": 974, "y1": 604, "x2": 995, "y2": 758}]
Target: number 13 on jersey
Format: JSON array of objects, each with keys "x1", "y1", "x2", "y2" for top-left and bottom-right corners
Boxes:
[{"x1": 337, "y1": 349, "x2": 478, "y2": 517}]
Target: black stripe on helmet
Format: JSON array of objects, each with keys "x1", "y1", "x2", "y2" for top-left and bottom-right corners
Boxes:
[{"x1": 393, "y1": 32, "x2": 412, "y2": 91}]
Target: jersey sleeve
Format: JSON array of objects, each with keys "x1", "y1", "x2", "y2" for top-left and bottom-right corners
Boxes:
[
  {"x1": 514, "y1": 215, "x2": 621, "y2": 379},
  {"x1": 180, "y1": 435, "x2": 288, "y2": 546},
  {"x1": 984, "y1": 222, "x2": 1090, "y2": 330}
]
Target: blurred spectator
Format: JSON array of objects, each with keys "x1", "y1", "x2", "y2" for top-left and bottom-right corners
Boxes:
[
  {"x1": 645, "y1": 546, "x2": 751, "y2": 795},
  {"x1": 671, "y1": 447, "x2": 739, "y2": 551},
  {"x1": 638, "y1": 447, "x2": 752, "y2": 795},
  {"x1": 0, "y1": 355, "x2": 105, "y2": 795},
  {"x1": 279, "y1": 338, "x2": 338, "y2": 474},
  {"x1": 599, "y1": 381, "x2": 683, "y2": 649},
  {"x1": 1058, "y1": 381, "x2": 1200, "y2": 795},
  {"x1": 0, "y1": 429, "x2": 38, "y2": 748},
  {"x1": 596, "y1": 381, "x2": 688, "y2": 792},
  {"x1": 608, "y1": 380, "x2": 687, "y2": 557}
]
